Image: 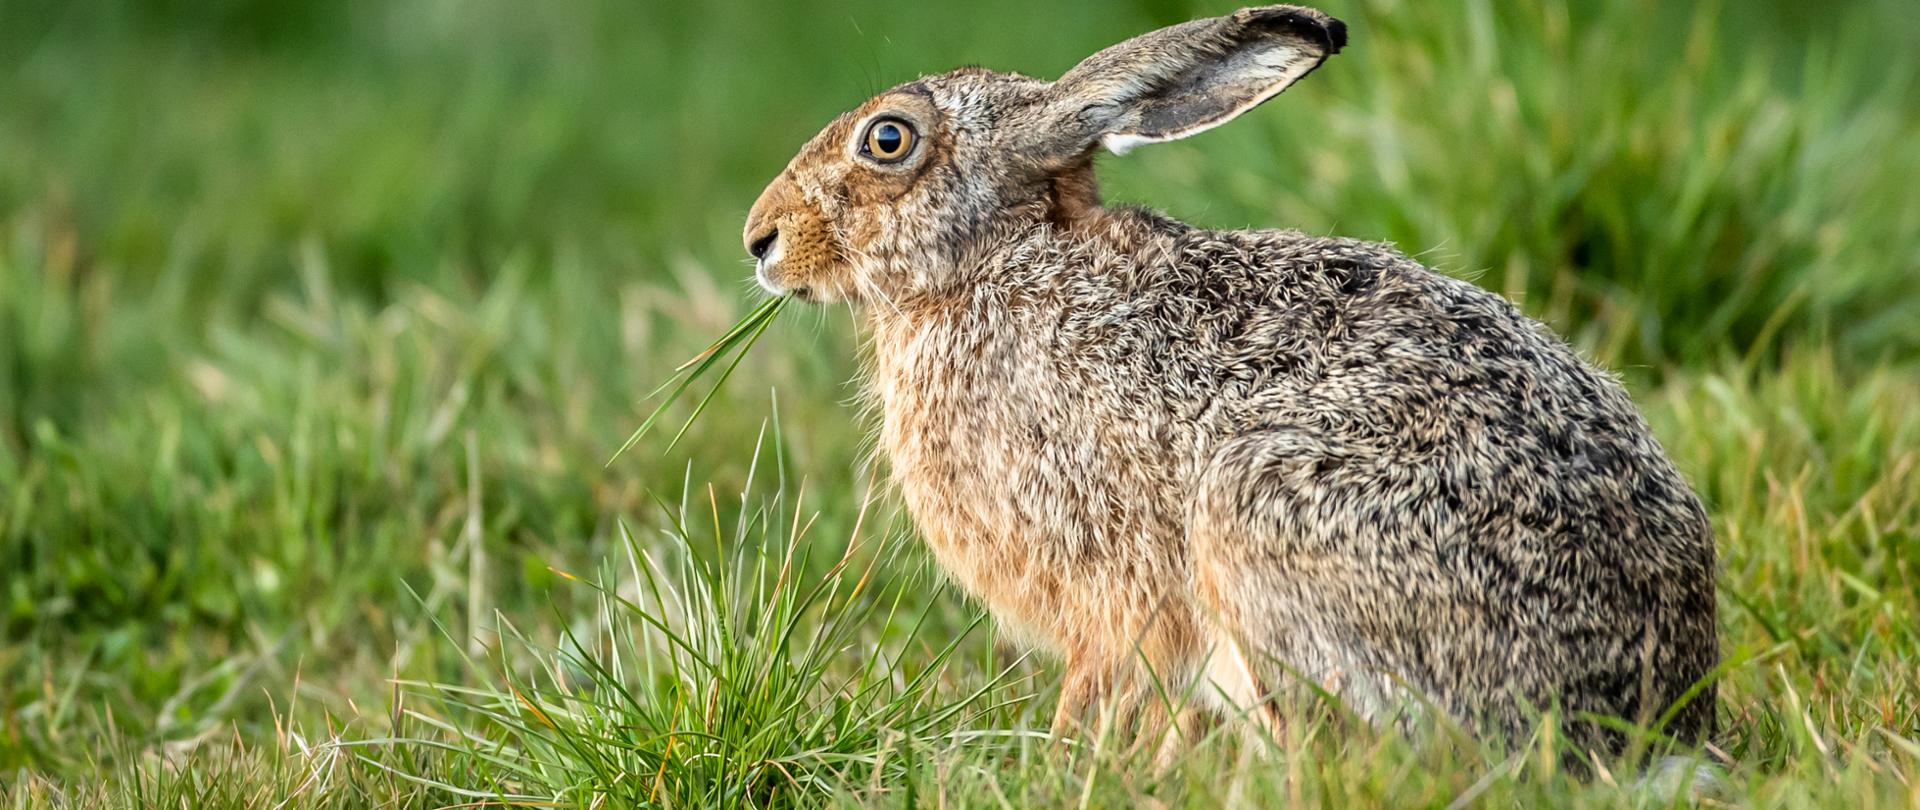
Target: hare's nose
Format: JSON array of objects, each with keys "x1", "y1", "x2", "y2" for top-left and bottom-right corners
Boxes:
[{"x1": 747, "y1": 227, "x2": 779, "y2": 261}]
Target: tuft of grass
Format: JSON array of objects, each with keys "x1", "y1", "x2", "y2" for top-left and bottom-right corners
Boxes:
[{"x1": 367, "y1": 434, "x2": 1019, "y2": 807}]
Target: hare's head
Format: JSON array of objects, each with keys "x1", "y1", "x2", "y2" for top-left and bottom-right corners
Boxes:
[{"x1": 743, "y1": 5, "x2": 1344, "y2": 303}]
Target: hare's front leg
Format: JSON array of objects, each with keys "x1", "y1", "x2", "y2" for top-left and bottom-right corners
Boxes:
[
  {"x1": 1049, "y1": 662, "x2": 1108, "y2": 738},
  {"x1": 1139, "y1": 701, "x2": 1215, "y2": 770},
  {"x1": 1048, "y1": 659, "x2": 1147, "y2": 739},
  {"x1": 1052, "y1": 662, "x2": 1192, "y2": 756},
  {"x1": 1049, "y1": 590, "x2": 1206, "y2": 741}
]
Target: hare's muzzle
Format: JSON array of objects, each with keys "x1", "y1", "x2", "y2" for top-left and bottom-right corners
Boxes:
[
  {"x1": 742, "y1": 176, "x2": 789, "y2": 268},
  {"x1": 743, "y1": 177, "x2": 795, "y2": 297},
  {"x1": 742, "y1": 172, "x2": 841, "y2": 300},
  {"x1": 744, "y1": 224, "x2": 796, "y2": 298}
]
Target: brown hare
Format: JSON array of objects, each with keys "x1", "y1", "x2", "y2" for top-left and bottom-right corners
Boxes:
[{"x1": 741, "y1": 5, "x2": 1717, "y2": 756}]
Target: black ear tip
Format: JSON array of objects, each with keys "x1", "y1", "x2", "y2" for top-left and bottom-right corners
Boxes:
[
  {"x1": 1247, "y1": 6, "x2": 1348, "y2": 54},
  {"x1": 1323, "y1": 16, "x2": 1348, "y2": 52}
]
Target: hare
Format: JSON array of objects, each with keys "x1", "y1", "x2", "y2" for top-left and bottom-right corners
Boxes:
[{"x1": 741, "y1": 5, "x2": 1717, "y2": 756}]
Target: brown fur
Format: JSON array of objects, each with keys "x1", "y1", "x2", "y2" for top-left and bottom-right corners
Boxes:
[{"x1": 742, "y1": 5, "x2": 1716, "y2": 755}]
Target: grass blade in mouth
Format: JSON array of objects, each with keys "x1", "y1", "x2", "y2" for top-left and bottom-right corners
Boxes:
[{"x1": 607, "y1": 296, "x2": 789, "y2": 464}]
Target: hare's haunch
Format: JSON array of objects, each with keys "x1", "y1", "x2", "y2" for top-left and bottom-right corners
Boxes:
[{"x1": 743, "y1": 5, "x2": 1716, "y2": 753}]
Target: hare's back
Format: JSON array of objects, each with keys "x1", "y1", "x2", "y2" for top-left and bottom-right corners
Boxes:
[
  {"x1": 1225, "y1": 232, "x2": 1710, "y2": 553},
  {"x1": 1222, "y1": 234, "x2": 1666, "y2": 486}
]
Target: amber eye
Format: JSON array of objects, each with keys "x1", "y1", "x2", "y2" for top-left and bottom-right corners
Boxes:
[{"x1": 861, "y1": 117, "x2": 916, "y2": 163}]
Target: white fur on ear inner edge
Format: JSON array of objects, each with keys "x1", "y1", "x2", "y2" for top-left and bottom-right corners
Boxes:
[
  {"x1": 1100, "y1": 131, "x2": 1158, "y2": 157},
  {"x1": 1098, "y1": 46, "x2": 1323, "y2": 157}
]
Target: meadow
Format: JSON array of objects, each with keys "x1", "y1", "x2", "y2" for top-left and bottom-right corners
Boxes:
[{"x1": 2, "y1": 0, "x2": 1918, "y2": 805}]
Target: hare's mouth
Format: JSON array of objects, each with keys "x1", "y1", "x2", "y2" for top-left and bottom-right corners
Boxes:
[
  {"x1": 751, "y1": 238, "x2": 787, "y2": 295},
  {"x1": 753, "y1": 258, "x2": 816, "y2": 302},
  {"x1": 752, "y1": 262, "x2": 787, "y2": 298}
]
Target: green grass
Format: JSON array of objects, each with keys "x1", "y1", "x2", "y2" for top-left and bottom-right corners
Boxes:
[{"x1": 2, "y1": 0, "x2": 1917, "y2": 806}]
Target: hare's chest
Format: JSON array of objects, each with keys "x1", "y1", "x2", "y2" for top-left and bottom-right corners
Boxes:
[
  {"x1": 867, "y1": 319, "x2": 1189, "y2": 652},
  {"x1": 870, "y1": 330, "x2": 1046, "y2": 585}
]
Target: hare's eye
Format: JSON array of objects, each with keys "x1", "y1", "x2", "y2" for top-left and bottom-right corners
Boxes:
[{"x1": 861, "y1": 118, "x2": 916, "y2": 163}]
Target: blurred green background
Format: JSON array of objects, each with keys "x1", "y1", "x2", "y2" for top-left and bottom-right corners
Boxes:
[{"x1": 3, "y1": 0, "x2": 1918, "y2": 803}]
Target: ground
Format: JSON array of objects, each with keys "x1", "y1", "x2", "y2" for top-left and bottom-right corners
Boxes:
[{"x1": 2, "y1": 0, "x2": 1918, "y2": 806}]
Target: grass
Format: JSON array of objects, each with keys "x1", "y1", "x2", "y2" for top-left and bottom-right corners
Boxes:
[
  {"x1": 372, "y1": 450, "x2": 1016, "y2": 807},
  {"x1": 2, "y1": 0, "x2": 1917, "y2": 806},
  {"x1": 609, "y1": 296, "x2": 791, "y2": 464}
]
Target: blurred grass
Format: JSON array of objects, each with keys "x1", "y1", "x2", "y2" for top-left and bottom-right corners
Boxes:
[{"x1": 1, "y1": 0, "x2": 1917, "y2": 805}]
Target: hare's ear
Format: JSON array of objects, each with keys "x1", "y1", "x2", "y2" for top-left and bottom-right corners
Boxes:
[{"x1": 1042, "y1": 5, "x2": 1344, "y2": 156}]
